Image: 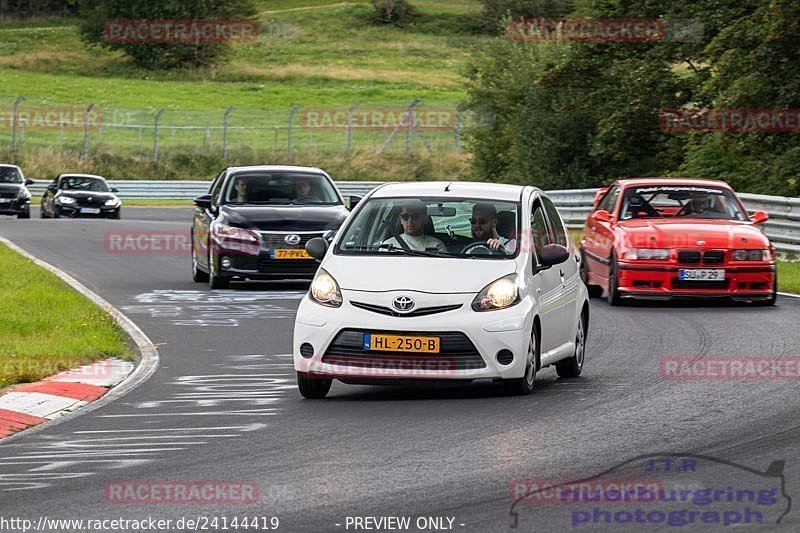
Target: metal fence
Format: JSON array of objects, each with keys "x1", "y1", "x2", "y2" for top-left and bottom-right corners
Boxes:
[
  {"x1": 0, "y1": 96, "x2": 466, "y2": 159},
  {"x1": 25, "y1": 181, "x2": 800, "y2": 256}
]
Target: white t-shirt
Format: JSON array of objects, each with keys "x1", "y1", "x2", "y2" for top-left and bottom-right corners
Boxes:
[{"x1": 382, "y1": 234, "x2": 447, "y2": 252}]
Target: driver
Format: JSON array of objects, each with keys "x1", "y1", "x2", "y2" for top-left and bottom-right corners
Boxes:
[
  {"x1": 293, "y1": 177, "x2": 321, "y2": 203},
  {"x1": 382, "y1": 202, "x2": 446, "y2": 252},
  {"x1": 685, "y1": 195, "x2": 714, "y2": 216},
  {"x1": 233, "y1": 178, "x2": 249, "y2": 202},
  {"x1": 471, "y1": 203, "x2": 516, "y2": 253}
]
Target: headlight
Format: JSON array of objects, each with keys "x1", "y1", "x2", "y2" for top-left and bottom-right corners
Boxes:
[
  {"x1": 472, "y1": 273, "x2": 519, "y2": 312},
  {"x1": 732, "y1": 249, "x2": 768, "y2": 261},
  {"x1": 212, "y1": 223, "x2": 259, "y2": 242},
  {"x1": 57, "y1": 196, "x2": 76, "y2": 204},
  {"x1": 18, "y1": 191, "x2": 30, "y2": 201},
  {"x1": 310, "y1": 268, "x2": 342, "y2": 307},
  {"x1": 627, "y1": 248, "x2": 670, "y2": 261},
  {"x1": 104, "y1": 198, "x2": 120, "y2": 207}
]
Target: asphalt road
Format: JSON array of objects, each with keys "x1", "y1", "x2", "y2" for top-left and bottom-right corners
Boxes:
[{"x1": 0, "y1": 207, "x2": 798, "y2": 532}]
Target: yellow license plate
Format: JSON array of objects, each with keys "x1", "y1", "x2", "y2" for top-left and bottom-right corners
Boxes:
[
  {"x1": 271, "y1": 249, "x2": 311, "y2": 259},
  {"x1": 365, "y1": 333, "x2": 440, "y2": 353}
]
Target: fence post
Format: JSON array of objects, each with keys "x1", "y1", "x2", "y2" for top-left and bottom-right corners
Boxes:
[
  {"x1": 346, "y1": 103, "x2": 357, "y2": 155},
  {"x1": 81, "y1": 102, "x2": 95, "y2": 159},
  {"x1": 11, "y1": 95, "x2": 24, "y2": 153},
  {"x1": 222, "y1": 107, "x2": 234, "y2": 159},
  {"x1": 287, "y1": 106, "x2": 298, "y2": 156},
  {"x1": 153, "y1": 108, "x2": 165, "y2": 161}
]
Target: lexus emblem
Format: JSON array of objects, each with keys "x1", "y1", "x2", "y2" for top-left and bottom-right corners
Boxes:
[
  {"x1": 392, "y1": 296, "x2": 415, "y2": 312},
  {"x1": 88, "y1": 197, "x2": 93, "y2": 202},
  {"x1": 284, "y1": 234, "x2": 301, "y2": 245}
]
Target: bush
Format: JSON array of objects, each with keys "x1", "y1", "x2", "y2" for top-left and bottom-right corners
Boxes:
[
  {"x1": 478, "y1": 0, "x2": 574, "y2": 33},
  {"x1": 370, "y1": 0, "x2": 414, "y2": 24},
  {"x1": 78, "y1": 0, "x2": 257, "y2": 69}
]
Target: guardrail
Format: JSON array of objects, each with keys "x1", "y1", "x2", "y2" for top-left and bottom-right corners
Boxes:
[{"x1": 25, "y1": 181, "x2": 799, "y2": 256}]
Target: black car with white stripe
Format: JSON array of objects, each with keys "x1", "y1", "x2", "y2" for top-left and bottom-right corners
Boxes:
[
  {"x1": 0, "y1": 164, "x2": 33, "y2": 219},
  {"x1": 191, "y1": 165, "x2": 358, "y2": 289}
]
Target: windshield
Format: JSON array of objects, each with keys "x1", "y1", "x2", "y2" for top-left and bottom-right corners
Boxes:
[
  {"x1": 0, "y1": 166, "x2": 22, "y2": 184},
  {"x1": 335, "y1": 197, "x2": 521, "y2": 258},
  {"x1": 619, "y1": 185, "x2": 748, "y2": 221},
  {"x1": 61, "y1": 176, "x2": 109, "y2": 192},
  {"x1": 222, "y1": 171, "x2": 340, "y2": 205}
]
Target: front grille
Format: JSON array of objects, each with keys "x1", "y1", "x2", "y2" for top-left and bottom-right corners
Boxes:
[
  {"x1": 75, "y1": 197, "x2": 105, "y2": 208},
  {"x1": 0, "y1": 192, "x2": 16, "y2": 199},
  {"x1": 350, "y1": 301, "x2": 462, "y2": 317},
  {"x1": 322, "y1": 329, "x2": 486, "y2": 371},
  {"x1": 677, "y1": 250, "x2": 702, "y2": 264},
  {"x1": 703, "y1": 250, "x2": 726, "y2": 264},
  {"x1": 256, "y1": 257, "x2": 318, "y2": 276},
  {"x1": 259, "y1": 232, "x2": 326, "y2": 250},
  {"x1": 671, "y1": 278, "x2": 730, "y2": 290}
]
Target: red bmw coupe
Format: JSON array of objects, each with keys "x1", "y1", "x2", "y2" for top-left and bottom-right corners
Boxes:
[{"x1": 580, "y1": 178, "x2": 776, "y2": 305}]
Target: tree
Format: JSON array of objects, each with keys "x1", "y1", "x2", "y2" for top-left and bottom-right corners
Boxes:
[
  {"x1": 370, "y1": 0, "x2": 414, "y2": 24},
  {"x1": 78, "y1": 0, "x2": 257, "y2": 69}
]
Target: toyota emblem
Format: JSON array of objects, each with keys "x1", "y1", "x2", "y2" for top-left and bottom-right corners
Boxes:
[
  {"x1": 284, "y1": 234, "x2": 302, "y2": 245},
  {"x1": 392, "y1": 296, "x2": 415, "y2": 312}
]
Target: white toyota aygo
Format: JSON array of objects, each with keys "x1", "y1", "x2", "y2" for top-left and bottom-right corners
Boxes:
[{"x1": 293, "y1": 182, "x2": 589, "y2": 398}]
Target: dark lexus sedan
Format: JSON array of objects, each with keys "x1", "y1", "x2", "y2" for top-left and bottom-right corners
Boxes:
[
  {"x1": 40, "y1": 174, "x2": 122, "y2": 219},
  {"x1": 191, "y1": 165, "x2": 357, "y2": 289},
  {"x1": 0, "y1": 164, "x2": 34, "y2": 219}
]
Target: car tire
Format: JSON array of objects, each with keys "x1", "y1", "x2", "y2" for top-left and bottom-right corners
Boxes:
[
  {"x1": 208, "y1": 254, "x2": 230, "y2": 289},
  {"x1": 297, "y1": 371, "x2": 332, "y2": 399},
  {"x1": 503, "y1": 323, "x2": 539, "y2": 396},
  {"x1": 606, "y1": 253, "x2": 623, "y2": 306},
  {"x1": 40, "y1": 205, "x2": 49, "y2": 218},
  {"x1": 580, "y1": 252, "x2": 603, "y2": 298},
  {"x1": 191, "y1": 239, "x2": 209, "y2": 283},
  {"x1": 52, "y1": 206, "x2": 61, "y2": 219},
  {"x1": 556, "y1": 310, "x2": 587, "y2": 378},
  {"x1": 108, "y1": 210, "x2": 121, "y2": 220},
  {"x1": 17, "y1": 209, "x2": 30, "y2": 219}
]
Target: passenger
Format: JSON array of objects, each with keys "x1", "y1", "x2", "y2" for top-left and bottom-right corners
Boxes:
[
  {"x1": 471, "y1": 203, "x2": 516, "y2": 253},
  {"x1": 382, "y1": 203, "x2": 446, "y2": 252}
]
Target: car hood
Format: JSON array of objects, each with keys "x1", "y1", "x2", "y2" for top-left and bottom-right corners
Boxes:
[
  {"x1": 218, "y1": 205, "x2": 348, "y2": 232},
  {"x1": 322, "y1": 254, "x2": 516, "y2": 293},
  {"x1": 617, "y1": 219, "x2": 770, "y2": 248},
  {"x1": 58, "y1": 190, "x2": 116, "y2": 199},
  {"x1": 0, "y1": 184, "x2": 25, "y2": 194}
]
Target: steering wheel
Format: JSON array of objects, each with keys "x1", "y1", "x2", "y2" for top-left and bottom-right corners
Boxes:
[{"x1": 460, "y1": 241, "x2": 508, "y2": 256}]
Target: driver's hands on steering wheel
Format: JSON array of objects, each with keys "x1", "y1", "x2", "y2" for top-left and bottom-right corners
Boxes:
[{"x1": 486, "y1": 238, "x2": 506, "y2": 251}]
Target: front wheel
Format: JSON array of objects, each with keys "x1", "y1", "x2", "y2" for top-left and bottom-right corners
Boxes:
[
  {"x1": 191, "y1": 243, "x2": 209, "y2": 283},
  {"x1": 556, "y1": 311, "x2": 586, "y2": 378},
  {"x1": 17, "y1": 209, "x2": 30, "y2": 219},
  {"x1": 606, "y1": 253, "x2": 623, "y2": 306},
  {"x1": 40, "y1": 205, "x2": 49, "y2": 218},
  {"x1": 580, "y1": 252, "x2": 603, "y2": 298},
  {"x1": 297, "y1": 371, "x2": 332, "y2": 399},
  {"x1": 503, "y1": 323, "x2": 538, "y2": 395}
]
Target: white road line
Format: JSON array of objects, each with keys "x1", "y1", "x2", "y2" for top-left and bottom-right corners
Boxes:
[{"x1": 0, "y1": 393, "x2": 88, "y2": 420}]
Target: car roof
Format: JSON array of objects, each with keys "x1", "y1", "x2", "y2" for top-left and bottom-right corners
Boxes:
[
  {"x1": 370, "y1": 181, "x2": 534, "y2": 202},
  {"x1": 615, "y1": 177, "x2": 733, "y2": 189},
  {"x1": 226, "y1": 165, "x2": 327, "y2": 175},
  {"x1": 59, "y1": 173, "x2": 107, "y2": 180},
  {"x1": 0, "y1": 164, "x2": 21, "y2": 169}
]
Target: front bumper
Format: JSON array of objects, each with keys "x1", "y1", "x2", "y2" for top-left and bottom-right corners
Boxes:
[
  {"x1": 293, "y1": 290, "x2": 533, "y2": 381},
  {"x1": 0, "y1": 198, "x2": 29, "y2": 214},
  {"x1": 617, "y1": 262, "x2": 776, "y2": 301},
  {"x1": 214, "y1": 248, "x2": 319, "y2": 280},
  {"x1": 57, "y1": 203, "x2": 119, "y2": 217}
]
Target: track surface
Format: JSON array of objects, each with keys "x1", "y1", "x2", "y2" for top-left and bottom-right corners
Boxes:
[{"x1": 0, "y1": 208, "x2": 798, "y2": 532}]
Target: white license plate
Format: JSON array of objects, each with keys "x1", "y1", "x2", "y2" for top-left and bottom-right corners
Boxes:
[
  {"x1": 679, "y1": 269, "x2": 725, "y2": 281},
  {"x1": 80, "y1": 207, "x2": 101, "y2": 214}
]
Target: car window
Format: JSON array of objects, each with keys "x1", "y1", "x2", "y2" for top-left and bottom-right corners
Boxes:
[
  {"x1": 530, "y1": 200, "x2": 550, "y2": 263},
  {"x1": 596, "y1": 185, "x2": 620, "y2": 214},
  {"x1": 222, "y1": 171, "x2": 340, "y2": 205},
  {"x1": 210, "y1": 172, "x2": 226, "y2": 203},
  {"x1": 0, "y1": 167, "x2": 22, "y2": 183},
  {"x1": 619, "y1": 185, "x2": 748, "y2": 221},
  {"x1": 542, "y1": 196, "x2": 569, "y2": 247},
  {"x1": 60, "y1": 176, "x2": 109, "y2": 192},
  {"x1": 336, "y1": 197, "x2": 520, "y2": 258}
]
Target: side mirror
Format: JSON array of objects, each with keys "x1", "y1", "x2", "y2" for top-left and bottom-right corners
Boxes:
[
  {"x1": 193, "y1": 194, "x2": 213, "y2": 210},
  {"x1": 306, "y1": 237, "x2": 329, "y2": 261},
  {"x1": 24, "y1": 178, "x2": 34, "y2": 186},
  {"x1": 750, "y1": 211, "x2": 769, "y2": 225},
  {"x1": 110, "y1": 187, "x2": 119, "y2": 193},
  {"x1": 348, "y1": 195, "x2": 363, "y2": 211},
  {"x1": 594, "y1": 209, "x2": 612, "y2": 224},
  {"x1": 538, "y1": 244, "x2": 570, "y2": 270}
]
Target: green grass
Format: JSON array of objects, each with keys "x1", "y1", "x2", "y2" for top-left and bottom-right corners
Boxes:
[
  {"x1": 0, "y1": 243, "x2": 133, "y2": 389},
  {"x1": 778, "y1": 261, "x2": 800, "y2": 295}
]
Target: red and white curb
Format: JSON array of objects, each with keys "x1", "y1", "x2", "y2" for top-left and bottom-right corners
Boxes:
[
  {"x1": 0, "y1": 359, "x2": 134, "y2": 438},
  {"x1": 0, "y1": 236, "x2": 160, "y2": 443}
]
